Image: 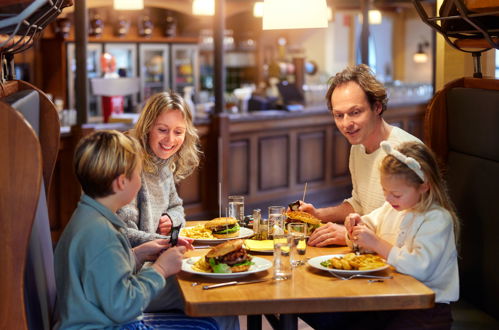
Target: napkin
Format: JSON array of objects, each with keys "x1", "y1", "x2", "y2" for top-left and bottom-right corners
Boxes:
[{"x1": 244, "y1": 239, "x2": 274, "y2": 252}]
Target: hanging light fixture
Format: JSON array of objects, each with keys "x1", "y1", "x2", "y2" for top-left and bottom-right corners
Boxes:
[
  {"x1": 192, "y1": 0, "x2": 215, "y2": 16},
  {"x1": 413, "y1": 41, "x2": 430, "y2": 63},
  {"x1": 113, "y1": 0, "x2": 143, "y2": 10},
  {"x1": 262, "y1": 0, "x2": 328, "y2": 30},
  {"x1": 368, "y1": 10, "x2": 382, "y2": 24},
  {"x1": 253, "y1": 2, "x2": 264, "y2": 18},
  {"x1": 327, "y1": 6, "x2": 334, "y2": 22}
]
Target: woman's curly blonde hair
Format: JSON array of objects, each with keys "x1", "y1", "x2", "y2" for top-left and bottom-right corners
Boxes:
[{"x1": 131, "y1": 91, "x2": 201, "y2": 182}]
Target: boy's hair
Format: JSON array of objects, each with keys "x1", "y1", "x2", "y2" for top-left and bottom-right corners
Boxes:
[
  {"x1": 380, "y1": 142, "x2": 460, "y2": 244},
  {"x1": 131, "y1": 91, "x2": 201, "y2": 182},
  {"x1": 74, "y1": 130, "x2": 142, "y2": 198},
  {"x1": 325, "y1": 64, "x2": 388, "y2": 115}
]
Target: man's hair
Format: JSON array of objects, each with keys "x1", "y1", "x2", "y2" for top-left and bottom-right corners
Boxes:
[
  {"x1": 74, "y1": 130, "x2": 142, "y2": 198},
  {"x1": 325, "y1": 64, "x2": 388, "y2": 115}
]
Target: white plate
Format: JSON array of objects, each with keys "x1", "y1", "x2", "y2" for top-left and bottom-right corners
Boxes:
[
  {"x1": 307, "y1": 254, "x2": 389, "y2": 276},
  {"x1": 182, "y1": 256, "x2": 272, "y2": 279},
  {"x1": 180, "y1": 226, "x2": 254, "y2": 244}
]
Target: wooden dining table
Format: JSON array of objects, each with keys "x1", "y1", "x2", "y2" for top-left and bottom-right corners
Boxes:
[{"x1": 177, "y1": 221, "x2": 435, "y2": 330}]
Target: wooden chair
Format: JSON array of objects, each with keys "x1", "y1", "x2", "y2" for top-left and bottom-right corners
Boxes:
[
  {"x1": 0, "y1": 101, "x2": 42, "y2": 329},
  {"x1": 0, "y1": 81, "x2": 61, "y2": 329}
]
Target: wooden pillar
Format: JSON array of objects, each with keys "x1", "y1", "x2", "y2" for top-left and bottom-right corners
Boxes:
[
  {"x1": 213, "y1": 0, "x2": 225, "y2": 114},
  {"x1": 360, "y1": 0, "x2": 369, "y2": 65},
  {"x1": 74, "y1": 0, "x2": 88, "y2": 124}
]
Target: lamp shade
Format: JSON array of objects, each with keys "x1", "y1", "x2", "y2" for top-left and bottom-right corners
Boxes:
[
  {"x1": 253, "y1": 2, "x2": 264, "y2": 18},
  {"x1": 192, "y1": 0, "x2": 215, "y2": 16},
  {"x1": 263, "y1": 0, "x2": 328, "y2": 30},
  {"x1": 368, "y1": 10, "x2": 382, "y2": 25},
  {"x1": 113, "y1": 0, "x2": 143, "y2": 10}
]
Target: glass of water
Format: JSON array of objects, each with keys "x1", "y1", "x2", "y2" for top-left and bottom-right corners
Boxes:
[
  {"x1": 228, "y1": 195, "x2": 245, "y2": 226},
  {"x1": 273, "y1": 234, "x2": 293, "y2": 280},
  {"x1": 268, "y1": 206, "x2": 285, "y2": 237},
  {"x1": 288, "y1": 222, "x2": 307, "y2": 267}
]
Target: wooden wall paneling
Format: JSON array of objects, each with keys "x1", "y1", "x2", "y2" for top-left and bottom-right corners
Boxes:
[
  {"x1": 258, "y1": 134, "x2": 289, "y2": 191},
  {"x1": 332, "y1": 127, "x2": 350, "y2": 178},
  {"x1": 287, "y1": 128, "x2": 298, "y2": 189},
  {"x1": 297, "y1": 130, "x2": 326, "y2": 183},
  {"x1": 248, "y1": 133, "x2": 259, "y2": 197},
  {"x1": 228, "y1": 139, "x2": 250, "y2": 195},
  {"x1": 40, "y1": 39, "x2": 67, "y2": 105}
]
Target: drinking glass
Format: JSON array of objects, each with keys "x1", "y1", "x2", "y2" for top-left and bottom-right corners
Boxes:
[
  {"x1": 268, "y1": 206, "x2": 285, "y2": 237},
  {"x1": 288, "y1": 222, "x2": 307, "y2": 267},
  {"x1": 228, "y1": 195, "x2": 245, "y2": 226},
  {"x1": 273, "y1": 234, "x2": 293, "y2": 280}
]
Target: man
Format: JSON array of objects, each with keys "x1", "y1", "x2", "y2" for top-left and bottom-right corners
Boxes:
[{"x1": 303, "y1": 64, "x2": 421, "y2": 246}]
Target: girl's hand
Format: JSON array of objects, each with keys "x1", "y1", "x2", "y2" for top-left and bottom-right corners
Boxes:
[
  {"x1": 177, "y1": 237, "x2": 194, "y2": 251},
  {"x1": 153, "y1": 246, "x2": 186, "y2": 278},
  {"x1": 157, "y1": 214, "x2": 173, "y2": 236},
  {"x1": 351, "y1": 225, "x2": 378, "y2": 252},
  {"x1": 134, "y1": 239, "x2": 170, "y2": 263},
  {"x1": 344, "y1": 213, "x2": 362, "y2": 238}
]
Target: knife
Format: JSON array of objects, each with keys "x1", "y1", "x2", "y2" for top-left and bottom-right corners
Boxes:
[{"x1": 202, "y1": 278, "x2": 267, "y2": 290}]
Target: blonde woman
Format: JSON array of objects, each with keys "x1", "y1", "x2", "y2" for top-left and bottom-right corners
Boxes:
[{"x1": 118, "y1": 91, "x2": 201, "y2": 247}]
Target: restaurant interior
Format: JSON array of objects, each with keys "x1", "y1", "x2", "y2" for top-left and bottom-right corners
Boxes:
[{"x1": 1, "y1": 0, "x2": 499, "y2": 329}]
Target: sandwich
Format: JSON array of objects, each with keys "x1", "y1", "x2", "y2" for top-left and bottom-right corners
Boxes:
[
  {"x1": 204, "y1": 217, "x2": 240, "y2": 238},
  {"x1": 285, "y1": 210, "x2": 322, "y2": 235},
  {"x1": 205, "y1": 239, "x2": 253, "y2": 273}
]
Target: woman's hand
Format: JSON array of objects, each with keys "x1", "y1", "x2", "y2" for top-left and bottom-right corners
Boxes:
[
  {"x1": 152, "y1": 246, "x2": 186, "y2": 278},
  {"x1": 157, "y1": 214, "x2": 173, "y2": 236},
  {"x1": 133, "y1": 239, "x2": 170, "y2": 264},
  {"x1": 307, "y1": 222, "x2": 347, "y2": 246}
]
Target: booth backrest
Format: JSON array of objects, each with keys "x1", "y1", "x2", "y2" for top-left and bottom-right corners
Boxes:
[
  {"x1": 425, "y1": 77, "x2": 499, "y2": 320},
  {"x1": 0, "y1": 86, "x2": 60, "y2": 329}
]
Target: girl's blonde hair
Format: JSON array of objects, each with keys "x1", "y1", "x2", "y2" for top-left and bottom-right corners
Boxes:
[
  {"x1": 131, "y1": 91, "x2": 201, "y2": 181},
  {"x1": 74, "y1": 130, "x2": 142, "y2": 198},
  {"x1": 380, "y1": 142, "x2": 460, "y2": 244}
]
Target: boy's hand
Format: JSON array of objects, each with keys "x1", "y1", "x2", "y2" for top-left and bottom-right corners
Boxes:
[
  {"x1": 153, "y1": 246, "x2": 186, "y2": 278},
  {"x1": 177, "y1": 237, "x2": 194, "y2": 251},
  {"x1": 157, "y1": 214, "x2": 173, "y2": 236},
  {"x1": 133, "y1": 239, "x2": 170, "y2": 263}
]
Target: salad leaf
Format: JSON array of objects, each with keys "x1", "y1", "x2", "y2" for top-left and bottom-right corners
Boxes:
[{"x1": 208, "y1": 258, "x2": 232, "y2": 273}]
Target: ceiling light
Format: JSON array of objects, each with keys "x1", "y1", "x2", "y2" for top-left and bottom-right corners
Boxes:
[
  {"x1": 262, "y1": 0, "x2": 328, "y2": 30},
  {"x1": 413, "y1": 41, "x2": 430, "y2": 63},
  {"x1": 368, "y1": 10, "x2": 382, "y2": 25},
  {"x1": 113, "y1": 0, "x2": 143, "y2": 10},
  {"x1": 253, "y1": 2, "x2": 264, "y2": 18},
  {"x1": 192, "y1": 0, "x2": 214, "y2": 16}
]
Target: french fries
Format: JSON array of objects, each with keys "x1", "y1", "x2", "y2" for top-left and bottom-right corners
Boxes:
[
  {"x1": 321, "y1": 253, "x2": 386, "y2": 271},
  {"x1": 180, "y1": 224, "x2": 215, "y2": 239}
]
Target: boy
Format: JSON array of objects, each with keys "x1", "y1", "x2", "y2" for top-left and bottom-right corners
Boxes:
[{"x1": 54, "y1": 130, "x2": 217, "y2": 329}]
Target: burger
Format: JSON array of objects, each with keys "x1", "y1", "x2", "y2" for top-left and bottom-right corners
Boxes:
[
  {"x1": 204, "y1": 217, "x2": 240, "y2": 238},
  {"x1": 205, "y1": 239, "x2": 253, "y2": 273},
  {"x1": 285, "y1": 210, "x2": 322, "y2": 235}
]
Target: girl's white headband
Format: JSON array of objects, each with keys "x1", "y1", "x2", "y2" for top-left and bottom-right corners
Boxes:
[{"x1": 380, "y1": 141, "x2": 425, "y2": 182}]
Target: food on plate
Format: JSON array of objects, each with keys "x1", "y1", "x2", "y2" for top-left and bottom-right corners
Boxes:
[
  {"x1": 204, "y1": 217, "x2": 240, "y2": 238},
  {"x1": 320, "y1": 253, "x2": 386, "y2": 271},
  {"x1": 285, "y1": 210, "x2": 322, "y2": 235},
  {"x1": 193, "y1": 239, "x2": 253, "y2": 273},
  {"x1": 180, "y1": 224, "x2": 215, "y2": 239}
]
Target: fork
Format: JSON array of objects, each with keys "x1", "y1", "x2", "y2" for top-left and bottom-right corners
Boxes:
[{"x1": 330, "y1": 272, "x2": 393, "y2": 280}]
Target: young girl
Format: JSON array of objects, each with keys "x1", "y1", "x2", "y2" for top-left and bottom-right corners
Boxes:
[
  {"x1": 54, "y1": 130, "x2": 217, "y2": 329},
  {"x1": 345, "y1": 141, "x2": 459, "y2": 328}
]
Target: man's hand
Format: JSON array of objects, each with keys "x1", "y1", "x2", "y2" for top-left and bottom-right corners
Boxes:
[
  {"x1": 298, "y1": 201, "x2": 320, "y2": 218},
  {"x1": 133, "y1": 239, "x2": 170, "y2": 263},
  {"x1": 307, "y1": 222, "x2": 347, "y2": 247},
  {"x1": 157, "y1": 214, "x2": 173, "y2": 235}
]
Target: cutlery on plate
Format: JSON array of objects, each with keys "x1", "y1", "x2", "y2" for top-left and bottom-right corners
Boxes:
[
  {"x1": 202, "y1": 278, "x2": 267, "y2": 290},
  {"x1": 330, "y1": 272, "x2": 393, "y2": 281}
]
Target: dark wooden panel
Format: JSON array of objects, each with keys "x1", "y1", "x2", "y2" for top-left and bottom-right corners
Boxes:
[
  {"x1": 177, "y1": 168, "x2": 201, "y2": 204},
  {"x1": 408, "y1": 115, "x2": 424, "y2": 140},
  {"x1": 229, "y1": 139, "x2": 250, "y2": 195},
  {"x1": 258, "y1": 135, "x2": 289, "y2": 191},
  {"x1": 297, "y1": 131, "x2": 325, "y2": 183},
  {"x1": 332, "y1": 128, "x2": 350, "y2": 178}
]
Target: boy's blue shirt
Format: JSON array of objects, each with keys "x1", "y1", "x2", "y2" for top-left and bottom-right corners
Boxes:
[{"x1": 54, "y1": 194, "x2": 165, "y2": 329}]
